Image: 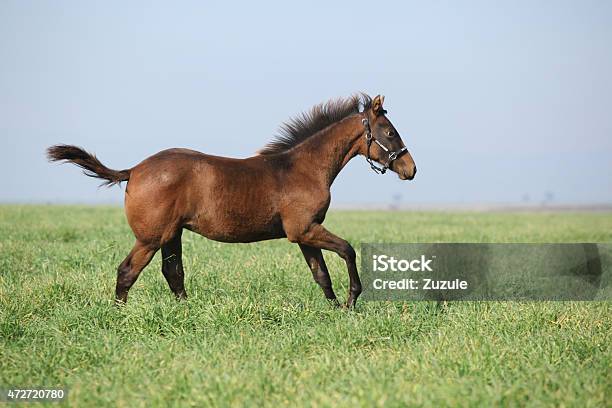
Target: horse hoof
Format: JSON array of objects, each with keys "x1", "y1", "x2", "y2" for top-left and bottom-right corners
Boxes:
[{"x1": 328, "y1": 298, "x2": 341, "y2": 308}]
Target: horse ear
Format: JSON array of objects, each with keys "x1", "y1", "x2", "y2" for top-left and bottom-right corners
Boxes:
[{"x1": 372, "y1": 95, "x2": 385, "y2": 115}]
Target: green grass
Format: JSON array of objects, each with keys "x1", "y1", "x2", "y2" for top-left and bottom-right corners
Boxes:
[{"x1": 0, "y1": 205, "x2": 611, "y2": 407}]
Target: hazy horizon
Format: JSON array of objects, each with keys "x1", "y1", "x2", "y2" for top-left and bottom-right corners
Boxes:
[{"x1": 2, "y1": 1, "x2": 611, "y2": 206}]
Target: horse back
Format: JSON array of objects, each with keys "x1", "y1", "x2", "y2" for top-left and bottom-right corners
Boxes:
[{"x1": 125, "y1": 148, "x2": 286, "y2": 243}]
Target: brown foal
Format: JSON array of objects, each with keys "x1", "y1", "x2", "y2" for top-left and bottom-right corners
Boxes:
[{"x1": 47, "y1": 94, "x2": 416, "y2": 308}]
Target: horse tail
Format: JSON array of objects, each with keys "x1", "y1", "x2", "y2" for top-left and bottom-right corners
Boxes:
[{"x1": 47, "y1": 144, "x2": 131, "y2": 187}]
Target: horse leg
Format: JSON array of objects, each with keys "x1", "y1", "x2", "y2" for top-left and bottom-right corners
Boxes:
[
  {"x1": 290, "y1": 224, "x2": 361, "y2": 308},
  {"x1": 115, "y1": 241, "x2": 158, "y2": 304},
  {"x1": 161, "y1": 232, "x2": 187, "y2": 300},
  {"x1": 299, "y1": 244, "x2": 340, "y2": 307}
]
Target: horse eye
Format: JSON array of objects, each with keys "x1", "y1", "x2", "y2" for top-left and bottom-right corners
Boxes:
[{"x1": 386, "y1": 130, "x2": 395, "y2": 137}]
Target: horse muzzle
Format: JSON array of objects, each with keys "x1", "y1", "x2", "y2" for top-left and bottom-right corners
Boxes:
[
  {"x1": 395, "y1": 153, "x2": 417, "y2": 181},
  {"x1": 399, "y1": 165, "x2": 416, "y2": 180}
]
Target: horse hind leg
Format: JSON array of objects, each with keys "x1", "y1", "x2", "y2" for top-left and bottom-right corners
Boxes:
[
  {"x1": 161, "y1": 232, "x2": 187, "y2": 300},
  {"x1": 115, "y1": 241, "x2": 158, "y2": 304}
]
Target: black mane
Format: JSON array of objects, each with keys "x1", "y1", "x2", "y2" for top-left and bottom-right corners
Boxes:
[{"x1": 258, "y1": 93, "x2": 372, "y2": 155}]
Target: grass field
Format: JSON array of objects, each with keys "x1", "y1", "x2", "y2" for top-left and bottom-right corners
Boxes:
[{"x1": 1, "y1": 206, "x2": 611, "y2": 407}]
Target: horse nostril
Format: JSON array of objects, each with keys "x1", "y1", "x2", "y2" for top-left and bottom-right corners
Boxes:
[{"x1": 413, "y1": 166, "x2": 417, "y2": 176}]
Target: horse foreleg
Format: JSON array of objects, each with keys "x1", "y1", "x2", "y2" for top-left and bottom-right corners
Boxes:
[
  {"x1": 298, "y1": 244, "x2": 340, "y2": 307},
  {"x1": 290, "y1": 224, "x2": 361, "y2": 308}
]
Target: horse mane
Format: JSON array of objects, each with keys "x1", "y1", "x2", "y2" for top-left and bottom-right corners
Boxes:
[{"x1": 257, "y1": 93, "x2": 372, "y2": 155}]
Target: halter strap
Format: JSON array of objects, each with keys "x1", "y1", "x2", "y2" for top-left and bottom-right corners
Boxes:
[{"x1": 361, "y1": 117, "x2": 408, "y2": 174}]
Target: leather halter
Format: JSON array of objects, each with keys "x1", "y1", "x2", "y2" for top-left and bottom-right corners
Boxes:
[{"x1": 361, "y1": 116, "x2": 408, "y2": 174}]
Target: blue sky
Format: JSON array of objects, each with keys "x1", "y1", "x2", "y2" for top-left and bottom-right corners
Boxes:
[{"x1": 1, "y1": 1, "x2": 611, "y2": 205}]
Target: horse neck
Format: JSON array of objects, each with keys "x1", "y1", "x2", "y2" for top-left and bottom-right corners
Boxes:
[{"x1": 287, "y1": 115, "x2": 365, "y2": 187}]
